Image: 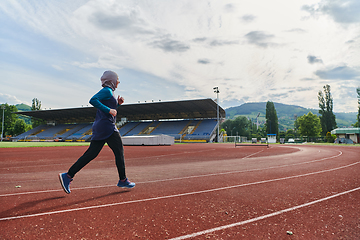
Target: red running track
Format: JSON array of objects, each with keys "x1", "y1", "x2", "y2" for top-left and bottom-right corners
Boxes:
[{"x1": 0, "y1": 143, "x2": 359, "y2": 239}]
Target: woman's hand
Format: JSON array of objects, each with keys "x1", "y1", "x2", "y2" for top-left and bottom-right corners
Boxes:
[
  {"x1": 109, "y1": 109, "x2": 117, "y2": 116},
  {"x1": 117, "y1": 96, "x2": 124, "y2": 105}
]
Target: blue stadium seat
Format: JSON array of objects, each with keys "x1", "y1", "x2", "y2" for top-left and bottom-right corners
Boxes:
[{"x1": 15, "y1": 119, "x2": 218, "y2": 142}]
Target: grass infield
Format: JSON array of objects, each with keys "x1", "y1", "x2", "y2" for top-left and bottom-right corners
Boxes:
[{"x1": 0, "y1": 142, "x2": 91, "y2": 148}]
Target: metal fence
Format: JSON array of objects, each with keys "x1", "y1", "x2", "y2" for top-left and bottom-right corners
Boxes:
[
  {"x1": 223, "y1": 136, "x2": 328, "y2": 144},
  {"x1": 223, "y1": 136, "x2": 247, "y2": 143}
]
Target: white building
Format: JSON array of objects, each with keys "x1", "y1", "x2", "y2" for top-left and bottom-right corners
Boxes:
[
  {"x1": 331, "y1": 128, "x2": 360, "y2": 144},
  {"x1": 267, "y1": 134, "x2": 277, "y2": 143}
]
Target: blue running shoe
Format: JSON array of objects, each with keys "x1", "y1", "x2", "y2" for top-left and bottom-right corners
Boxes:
[
  {"x1": 59, "y1": 173, "x2": 73, "y2": 194},
  {"x1": 117, "y1": 178, "x2": 135, "y2": 189}
]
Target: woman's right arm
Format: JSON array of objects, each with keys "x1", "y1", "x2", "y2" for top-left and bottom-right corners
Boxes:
[{"x1": 89, "y1": 88, "x2": 112, "y2": 114}]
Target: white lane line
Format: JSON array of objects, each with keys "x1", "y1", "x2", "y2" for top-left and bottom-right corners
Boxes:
[
  {"x1": 130, "y1": 148, "x2": 217, "y2": 160},
  {"x1": 0, "y1": 159, "x2": 358, "y2": 221},
  {"x1": 242, "y1": 149, "x2": 264, "y2": 158},
  {"x1": 169, "y1": 186, "x2": 360, "y2": 240},
  {"x1": 0, "y1": 150, "x2": 342, "y2": 197}
]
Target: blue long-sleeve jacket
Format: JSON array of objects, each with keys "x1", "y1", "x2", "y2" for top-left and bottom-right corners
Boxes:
[{"x1": 89, "y1": 87, "x2": 120, "y2": 140}]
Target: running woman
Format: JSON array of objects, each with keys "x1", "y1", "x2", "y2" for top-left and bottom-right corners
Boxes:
[{"x1": 59, "y1": 70, "x2": 135, "y2": 194}]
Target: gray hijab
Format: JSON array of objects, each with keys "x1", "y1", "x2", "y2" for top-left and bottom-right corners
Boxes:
[{"x1": 101, "y1": 70, "x2": 118, "y2": 91}]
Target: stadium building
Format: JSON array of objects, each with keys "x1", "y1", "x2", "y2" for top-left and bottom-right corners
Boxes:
[{"x1": 15, "y1": 99, "x2": 225, "y2": 144}]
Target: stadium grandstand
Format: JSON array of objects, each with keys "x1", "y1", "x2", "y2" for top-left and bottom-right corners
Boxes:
[{"x1": 14, "y1": 99, "x2": 225, "y2": 143}]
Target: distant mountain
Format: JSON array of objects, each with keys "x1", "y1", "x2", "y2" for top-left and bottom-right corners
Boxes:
[
  {"x1": 15, "y1": 104, "x2": 32, "y2": 124},
  {"x1": 16, "y1": 103, "x2": 31, "y2": 112},
  {"x1": 225, "y1": 102, "x2": 357, "y2": 131}
]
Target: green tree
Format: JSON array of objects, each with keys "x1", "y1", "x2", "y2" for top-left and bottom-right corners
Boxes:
[
  {"x1": 318, "y1": 85, "x2": 337, "y2": 135},
  {"x1": 356, "y1": 87, "x2": 360, "y2": 127},
  {"x1": 31, "y1": 98, "x2": 42, "y2": 111},
  {"x1": 279, "y1": 131, "x2": 286, "y2": 139},
  {"x1": 31, "y1": 98, "x2": 44, "y2": 127},
  {"x1": 265, "y1": 101, "x2": 279, "y2": 136},
  {"x1": 297, "y1": 112, "x2": 322, "y2": 138},
  {"x1": 285, "y1": 129, "x2": 295, "y2": 140},
  {"x1": 222, "y1": 116, "x2": 252, "y2": 139},
  {"x1": 233, "y1": 116, "x2": 250, "y2": 137},
  {"x1": 0, "y1": 104, "x2": 19, "y2": 137},
  {"x1": 325, "y1": 132, "x2": 336, "y2": 143},
  {"x1": 12, "y1": 119, "x2": 31, "y2": 136}
]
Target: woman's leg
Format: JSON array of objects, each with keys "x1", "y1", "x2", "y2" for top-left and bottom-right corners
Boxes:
[
  {"x1": 106, "y1": 132, "x2": 126, "y2": 180},
  {"x1": 67, "y1": 140, "x2": 105, "y2": 178}
]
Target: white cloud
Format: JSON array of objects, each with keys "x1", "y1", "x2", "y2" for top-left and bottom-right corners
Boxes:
[
  {"x1": 0, "y1": 93, "x2": 25, "y2": 105},
  {"x1": 244, "y1": 31, "x2": 277, "y2": 48},
  {"x1": 303, "y1": 0, "x2": 360, "y2": 24},
  {"x1": 307, "y1": 55, "x2": 323, "y2": 64},
  {"x1": 315, "y1": 65, "x2": 360, "y2": 80},
  {"x1": 241, "y1": 14, "x2": 256, "y2": 23}
]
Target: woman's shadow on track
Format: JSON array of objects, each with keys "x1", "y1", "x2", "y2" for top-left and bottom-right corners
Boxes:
[{"x1": 1, "y1": 190, "x2": 129, "y2": 219}]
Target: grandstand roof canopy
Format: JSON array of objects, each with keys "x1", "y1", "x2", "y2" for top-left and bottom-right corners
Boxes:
[{"x1": 17, "y1": 98, "x2": 225, "y2": 123}]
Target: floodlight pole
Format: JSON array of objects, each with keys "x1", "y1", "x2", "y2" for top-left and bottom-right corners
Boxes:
[
  {"x1": 1, "y1": 104, "x2": 5, "y2": 142},
  {"x1": 213, "y1": 87, "x2": 220, "y2": 143}
]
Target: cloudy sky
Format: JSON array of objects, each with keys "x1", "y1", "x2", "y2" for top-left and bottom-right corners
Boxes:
[{"x1": 1, "y1": 0, "x2": 359, "y2": 112}]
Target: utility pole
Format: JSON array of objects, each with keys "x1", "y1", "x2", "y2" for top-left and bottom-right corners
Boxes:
[
  {"x1": 213, "y1": 87, "x2": 220, "y2": 143},
  {"x1": 256, "y1": 112, "x2": 260, "y2": 130},
  {"x1": 1, "y1": 104, "x2": 5, "y2": 142}
]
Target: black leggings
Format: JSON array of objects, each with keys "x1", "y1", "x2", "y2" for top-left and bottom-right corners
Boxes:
[{"x1": 68, "y1": 132, "x2": 126, "y2": 180}]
